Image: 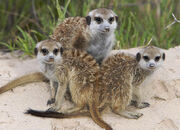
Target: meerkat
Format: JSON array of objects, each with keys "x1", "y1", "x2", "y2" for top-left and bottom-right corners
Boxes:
[
  {"x1": 25, "y1": 46, "x2": 165, "y2": 130},
  {"x1": 51, "y1": 8, "x2": 118, "y2": 63},
  {"x1": 0, "y1": 8, "x2": 118, "y2": 101},
  {"x1": 0, "y1": 39, "x2": 63, "y2": 105}
]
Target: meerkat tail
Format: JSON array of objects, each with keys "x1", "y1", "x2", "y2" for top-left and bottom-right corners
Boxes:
[
  {"x1": 26, "y1": 107, "x2": 112, "y2": 130},
  {"x1": 25, "y1": 109, "x2": 91, "y2": 118},
  {"x1": 0, "y1": 72, "x2": 48, "y2": 94},
  {"x1": 89, "y1": 102, "x2": 112, "y2": 130}
]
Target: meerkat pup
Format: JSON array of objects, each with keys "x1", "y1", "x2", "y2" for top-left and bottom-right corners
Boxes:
[
  {"x1": 0, "y1": 8, "x2": 118, "y2": 99},
  {"x1": 26, "y1": 46, "x2": 165, "y2": 130}
]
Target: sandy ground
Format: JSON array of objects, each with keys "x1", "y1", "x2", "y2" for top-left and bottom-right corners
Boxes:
[{"x1": 0, "y1": 47, "x2": 180, "y2": 130}]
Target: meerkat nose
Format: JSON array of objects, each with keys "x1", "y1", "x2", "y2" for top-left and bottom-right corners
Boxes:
[
  {"x1": 105, "y1": 26, "x2": 110, "y2": 32},
  {"x1": 49, "y1": 55, "x2": 54, "y2": 59},
  {"x1": 149, "y1": 63, "x2": 155, "y2": 68},
  {"x1": 49, "y1": 56, "x2": 54, "y2": 62}
]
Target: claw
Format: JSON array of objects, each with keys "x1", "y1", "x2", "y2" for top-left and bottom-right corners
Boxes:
[{"x1": 47, "y1": 98, "x2": 55, "y2": 106}]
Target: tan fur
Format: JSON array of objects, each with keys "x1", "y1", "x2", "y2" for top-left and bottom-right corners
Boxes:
[
  {"x1": 51, "y1": 17, "x2": 90, "y2": 50},
  {"x1": 52, "y1": 49, "x2": 112, "y2": 130},
  {"x1": 27, "y1": 46, "x2": 165, "y2": 130},
  {"x1": 0, "y1": 72, "x2": 48, "y2": 94}
]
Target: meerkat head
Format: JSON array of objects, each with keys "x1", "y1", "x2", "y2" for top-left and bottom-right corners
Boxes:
[
  {"x1": 86, "y1": 8, "x2": 118, "y2": 35},
  {"x1": 136, "y1": 46, "x2": 165, "y2": 71},
  {"x1": 34, "y1": 39, "x2": 64, "y2": 64}
]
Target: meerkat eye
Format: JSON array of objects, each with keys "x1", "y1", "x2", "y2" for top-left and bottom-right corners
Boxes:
[
  {"x1": 108, "y1": 17, "x2": 114, "y2": 24},
  {"x1": 155, "y1": 56, "x2": 161, "y2": 62},
  {"x1": 143, "y1": 56, "x2": 149, "y2": 61},
  {"x1": 41, "y1": 48, "x2": 49, "y2": 55},
  {"x1": 94, "y1": 17, "x2": 103, "y2": 24},
  {"x1": 53, "y1": 48, "x2": 59, "y2": 55}
]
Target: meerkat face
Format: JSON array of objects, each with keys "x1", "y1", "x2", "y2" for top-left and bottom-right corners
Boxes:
[
  {"x1": 34, "y1": 39, "x2": 63, "y2": 64},
  {"x1": 86, "y1": 8, "x2": 118, "y2": 35},
  {"x1": 136, "y1": 46, "x2": 165, "y2": 71}
]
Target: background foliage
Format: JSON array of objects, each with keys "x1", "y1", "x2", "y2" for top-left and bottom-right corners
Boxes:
[{"x1": 0, "y1": 0, "x2": 180, "y2": 56}]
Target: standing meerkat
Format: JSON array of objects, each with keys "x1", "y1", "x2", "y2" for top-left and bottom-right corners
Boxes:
[
  {"x1": 0, "y1": 39, "x2": 63, "y2": 105},
  {"x1": 0, "y1": 8, "x2": 118, "y2": 100},
  {"x1": 51, "y1": 8, "x2": 118, "y2": 63},
  {"x1": 26, "y1": 46, "x2": 165, "y2": 129}
]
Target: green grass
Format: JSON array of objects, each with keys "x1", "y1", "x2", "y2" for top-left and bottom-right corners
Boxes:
[{"x1": 0, "y1": 0, "x2": 180, "y2": 56}]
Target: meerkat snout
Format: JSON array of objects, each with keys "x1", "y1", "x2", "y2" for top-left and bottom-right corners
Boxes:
[{"x1": 105, "y1": 26, "x2": 110, "y2": 32}]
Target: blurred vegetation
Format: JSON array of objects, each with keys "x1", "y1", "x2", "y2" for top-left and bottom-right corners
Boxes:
[{"x1": 0, "y1": 0, "x2": 180, "y2": 56}]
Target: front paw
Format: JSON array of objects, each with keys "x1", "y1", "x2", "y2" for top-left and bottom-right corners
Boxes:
[
  {"x1": 47, "y1": 98, "x2": 55, "y2": 106},
  {"x1": 131, "y1": 100, "x2": 150, "y2": 109},
  {"x1": 137, "y1": 102, "x2": 150, "y2": 109},
  {"x1": 47, "y1": 107, "x2": 57, "y2": 112}
]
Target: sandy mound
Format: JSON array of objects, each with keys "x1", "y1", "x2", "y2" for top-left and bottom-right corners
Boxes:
[{"x1": 0, "y1": 47, "x2": 180, "y2": 130}]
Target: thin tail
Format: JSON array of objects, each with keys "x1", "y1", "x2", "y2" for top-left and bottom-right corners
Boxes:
[
  {"x1": 89, "y1": 102, "x2": 112, "y2": 130},
  {"x1": 0, "y1": 72, "x2": 48, "y2": 94},
  {"x1": 25, "y1": 109, "x2": 90, "y2": 118}
]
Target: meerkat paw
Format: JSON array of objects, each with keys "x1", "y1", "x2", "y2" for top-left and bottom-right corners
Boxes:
[
  {"x1": 137, "y1": 102, "x2": 150, "y2": 109},
  {"x1": 118, "y1": 111, "x2": 143, "y2": 119},
  {"x1": 131, "y1": 100, "x2": 150, "y2": 109},
  {"x1": 47, "y1": 105, "x2": 61, "y2": 112},
  {"x1": 47, "y1": 98, "x2": 55, "y2": 106}
]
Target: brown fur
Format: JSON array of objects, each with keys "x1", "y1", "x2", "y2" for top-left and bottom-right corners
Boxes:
[
  {"x1": 50, "y1": 17, "x2": 90, "y2": 50},
  {"x1": 53, "y1": 49, "x2": 112, "y2": 130}
]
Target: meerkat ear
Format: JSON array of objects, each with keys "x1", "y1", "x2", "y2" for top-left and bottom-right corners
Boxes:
[
  {"x1": 60, "y1": 47, "x2": 64, "y2": 55},
  {"x1": 34, "y1": 41, "x2": 42, "y2": 55},
  {"x1": 162, "y1": 53, "x2": 165, "y2": 61},
  {"x1": 115, "y1": 16, "x2": 118, "y2": 22},
  {"x1": 136, "y1": 52, "x2": 141, "y2": 62},
  {"x1": 86, "y1": 16, "x2": 91, "y2": 25},
  {"x1": 34, "y1": 48, "x2": 38, "y2": 55}
]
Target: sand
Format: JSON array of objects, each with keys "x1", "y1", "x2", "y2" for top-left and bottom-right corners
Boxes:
[{"x1": 0, "y1": 47, "x2": 180, "y2": 130}]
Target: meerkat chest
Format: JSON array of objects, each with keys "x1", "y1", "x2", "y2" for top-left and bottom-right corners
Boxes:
[
  {"x1": 40, "y1": 63, "x2": 58, "y2": 82},
  {"x1": 87, "y1": 33, "x2": 115, "y2": 63}
]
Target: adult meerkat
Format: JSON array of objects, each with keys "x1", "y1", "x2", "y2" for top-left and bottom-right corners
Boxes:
[
  {"x1": 26, "y1": 46, "x2": 165, "y2": 130},
  {"x1": 51, "y1": 8, "x2": 118, "y2": 63},
  {"x1": 0, "y1": 8, "x2": 118, "y2": 100}
]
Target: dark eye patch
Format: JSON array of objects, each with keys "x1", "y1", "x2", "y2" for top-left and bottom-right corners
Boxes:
[
  {"x1": 108, "y1": 17, "x2": 114, "y2": 24},
  {"x1": 53, "y1": 48, "x2": 59, "y2": 55},
  {"x1": 41, "y1": 48, "x2": 49, "y2": 55},
  {"x1": 143, "y1": 56, "x2": 149, "y2": 61},
  {"x1": 94, "y1": 17, "x2": 103, "y2": 24},
  {"x1": 155, "y1": 56, "x2": 161, "y2": 62}
]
